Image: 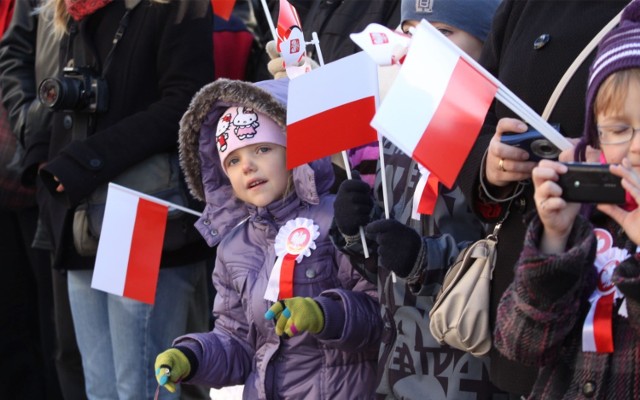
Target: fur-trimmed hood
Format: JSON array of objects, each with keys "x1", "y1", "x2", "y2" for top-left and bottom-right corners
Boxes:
[{"x1": 178, "y1": 78, "x2": 334, "y2": 246}]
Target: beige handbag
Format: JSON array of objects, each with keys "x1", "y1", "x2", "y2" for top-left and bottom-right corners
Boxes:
[{"x1": 428, "y1": 214, "x2": 504, "y2": 357}]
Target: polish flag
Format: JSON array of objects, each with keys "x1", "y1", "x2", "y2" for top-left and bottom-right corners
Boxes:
[
  {"x1": 371, "y1": 21, "x2": 498, "y2": 188},
  {"x1": 286, "y1": 51, "x2": 379, "y2": 169},
  {"x1": 211, "y1": 0, "x2": 236, "y2": 21},
  {"x1": 91, "y1": 183, "x2": 168, "y2": 304}
]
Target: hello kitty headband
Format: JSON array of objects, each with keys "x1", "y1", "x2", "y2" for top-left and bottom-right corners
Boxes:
[{"x1": 215, "y1": 106, "x2": 286, "y2": 167}]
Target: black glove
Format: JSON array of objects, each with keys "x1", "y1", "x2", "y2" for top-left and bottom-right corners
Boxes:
[
  {"x1": 334, "y1": 174, "x2": 373, "y2": 236},
  {"x1": 365, "y1": 219, "x2": 421, "y2": 278}
]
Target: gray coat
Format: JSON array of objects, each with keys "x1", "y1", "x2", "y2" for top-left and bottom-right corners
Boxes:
[{"x1": 175, "y1": 78, "x2": 382, "y2": 399}]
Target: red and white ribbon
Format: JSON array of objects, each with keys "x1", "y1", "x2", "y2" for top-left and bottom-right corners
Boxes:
[
  {"x1": 582, "y1": 228, "x2": 629, "y2": 353},
  {"x1": 264, "y1": 218, "x2": 320, "y2": 302},
  {"x1": 412, "y1": 165, "x2": 439, "y2": 220}
]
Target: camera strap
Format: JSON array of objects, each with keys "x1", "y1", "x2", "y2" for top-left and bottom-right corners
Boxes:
[{"x1": 68, "y1": 0, "x2": 142, "y2": 141}]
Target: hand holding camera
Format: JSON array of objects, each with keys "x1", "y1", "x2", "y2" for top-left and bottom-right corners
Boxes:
[{"x1": 486, "y1": 118, "x2": 539, "y2": 188}]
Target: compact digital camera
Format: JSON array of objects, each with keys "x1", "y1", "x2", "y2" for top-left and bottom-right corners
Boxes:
[
  {"x1": 558, "y1": 163, "x2": 625, "y2": 204},
  {"x1": 501, "y1": 125, "x2": 561, "y2": 162},
  {"x1": 38, "y1": 66, "x2": 108, "y2": 113}
]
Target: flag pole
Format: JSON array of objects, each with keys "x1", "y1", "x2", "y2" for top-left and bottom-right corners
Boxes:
[
  {"x1": 416, "y1": 20, "x2": 573, "y2": 152},
  {"x1": 260, "y1": 0, "x2": 277, "y2": 40},
  {"x1": 108, "y1": 183, "x2": 203, "y2": 217}
]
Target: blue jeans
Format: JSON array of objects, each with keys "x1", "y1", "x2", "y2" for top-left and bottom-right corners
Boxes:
[{"x1": 68, "y1": 262, "x2": 208, "y2": 400}]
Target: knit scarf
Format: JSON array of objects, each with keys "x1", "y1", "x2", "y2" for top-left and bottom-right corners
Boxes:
[{"x1": 65, "y1": 0, "x2": 112, "y2": 21}]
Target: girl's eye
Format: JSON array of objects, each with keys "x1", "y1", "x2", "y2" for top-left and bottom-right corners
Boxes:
[
  {"x1": 226, "y1": 157, "x2": 239, "y2": 167},
  {"x1": 257, "y1": 146, "x2": 271, "y2": 154},
  {"x1": 438, "y1": 28, "x2": 453, "y2": 37}
]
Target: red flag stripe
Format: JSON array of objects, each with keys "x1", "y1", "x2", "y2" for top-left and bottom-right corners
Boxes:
[
  {"x1": 286, "y1": 96, "x2": 378, "y2": 169},
  {"x1": 212, "y1": 0, "x2": 236, "y2": 21},
  {"x1": 122, "y1": 198, "x2": 168, "y2": 304},
  {"x1": 413, "y1": 59, "x2": 497, "y2": 188}
]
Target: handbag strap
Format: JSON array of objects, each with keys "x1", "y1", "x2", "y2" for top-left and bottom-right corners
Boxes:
[{"x1": 541, "y1": 10, "x2": 623, "y2": 120}]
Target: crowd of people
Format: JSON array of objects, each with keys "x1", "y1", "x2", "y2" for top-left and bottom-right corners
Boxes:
[{"x1": 1, "y1": 0, "x2": 639, "y2": 399}]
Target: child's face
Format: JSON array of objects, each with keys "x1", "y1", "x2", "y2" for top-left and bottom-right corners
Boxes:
[
  {"x1": 402, "y1": 21, "x2": 484, "y2": 61},
  {"x1": 224, "y1": 143, "x2": 290, "y2": 207},
  {"x1": 597, "y1": 79, "x2": 640, "y2": 170}
]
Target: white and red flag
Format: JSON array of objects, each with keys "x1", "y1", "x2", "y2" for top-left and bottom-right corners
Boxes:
[
  {"x1": 286, "y1": 51, "x2": 379, "y2": 169},
  {"x1": 91, "y1": 183, "x2": 169, "y2": 304},
  {"x1": 371, "y1": 21, "x2": 498, "y2": 188}
]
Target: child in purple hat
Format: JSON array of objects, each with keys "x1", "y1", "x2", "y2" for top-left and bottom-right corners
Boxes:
[{"x1": 494, "y1": 1, "x2": 640, "y2": 398}]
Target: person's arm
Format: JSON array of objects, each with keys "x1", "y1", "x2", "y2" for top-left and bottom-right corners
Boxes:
[
  {"x1": 0, "y1": 0, "x2": 54, "y2": 184},
  {"x1": 494, "y1": 214, "x2": 596, "y2": 366},
  {"x1": 310, "y1": 249, "x2": 382, "y2": 352},
  {"x1": 40, "y1": 0, "x2": 214, "y2": 206},
  {"x1": 172, "y1": 251, "x2": 254, "y2": 387}
]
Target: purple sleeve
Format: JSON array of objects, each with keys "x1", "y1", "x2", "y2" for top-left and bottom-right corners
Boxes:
[
  {"x1": 312, "y1": 250, "x2": 381, "y2": 352},
  {"x1": 172, "y1": 253, "x2": 254, "y2": 387}
]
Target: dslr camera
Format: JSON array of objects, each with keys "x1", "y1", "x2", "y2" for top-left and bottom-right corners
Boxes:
[
  {"x1": 38, "y1": 66, "x2": 108, "y2": 113},
  {"x1": 501, "y1": 125, "x2": 561, "y2": 162}
]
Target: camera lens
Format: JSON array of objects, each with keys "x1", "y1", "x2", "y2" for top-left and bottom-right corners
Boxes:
[
  {"x1": 38, "y1": 76, "x2": 84, "y2": 111},
  {"x1": 38, "y1": 78, "x2": 63, "y2": 108}
]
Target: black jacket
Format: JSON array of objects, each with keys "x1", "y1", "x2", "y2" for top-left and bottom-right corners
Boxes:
[
  {"x1": 456, "y1": 0, "x2": 629, "y2": 395},
  {"x1": 0, "y1": 0, "x2": 59, "y2": 185},
  {"x1": 290, "y1": 0, "x2": 400, "y2": 64},
  {"x1": 27, "y1": 0, "x2": 214, "y2": 269}
]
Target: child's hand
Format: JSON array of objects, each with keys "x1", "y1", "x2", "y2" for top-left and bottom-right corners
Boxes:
[
  {"x1": 532, "y1": 160, "x2": 580, "y2": 253},
  {"x1": 154, "y1": 348, "x2": 191, "y2": 393},
  {"x1": 265, "y1": 297, "x2": 324, "y2": 337},
  {"x1": 365, "y1": 219, "x2": 421, "y2": 277},
  {"x1": 334, "y1": 174, "x2": 373, "y2": 236},
  {"x1": 598, "y1": 159, "x2": 640, "y2": 245}
]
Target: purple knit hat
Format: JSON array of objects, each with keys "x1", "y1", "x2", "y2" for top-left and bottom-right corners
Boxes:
[{"x1": 580, "y1": 0, "x2": 640, "y2": 154}]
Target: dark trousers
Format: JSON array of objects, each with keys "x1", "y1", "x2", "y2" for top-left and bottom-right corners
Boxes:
[{"x1": 0, "y1": 207, "x2": 63, "y2": 399}]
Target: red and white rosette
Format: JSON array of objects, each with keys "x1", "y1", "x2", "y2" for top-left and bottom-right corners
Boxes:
[
  {"x1": 264, "y1": 218, "x2": 320, "y2": 302},
  {"x1": 582, "y1": 228, "x2": 629, "y2": 353}
]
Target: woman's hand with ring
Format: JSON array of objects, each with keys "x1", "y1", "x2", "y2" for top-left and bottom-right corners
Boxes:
[{"x1": 486, "y1": 118, "x2": 538, "y2": 187}]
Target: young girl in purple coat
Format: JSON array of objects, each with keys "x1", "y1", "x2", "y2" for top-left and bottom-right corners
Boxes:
[
  {"x1": 494, "y1": 2, "x2": 640, "y2": 398},
  {"x1": 154, "y1": 77, "x2": 382, "y2": 399}
]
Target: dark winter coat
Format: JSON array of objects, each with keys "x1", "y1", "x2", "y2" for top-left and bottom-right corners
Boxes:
[
  {"x1": 32, "y1": 0, "x2": 214, "y2": 269},
  {"x1": 494, "y1": 214, "x2": 640, "y2": 400},
  {"x1": 290, "y1": 0, "x2": 400, "y2": 64},
  {"x1": 456, "y1": 0, "x2": 629, "y2": 394},
  {"x1": 174, "y1": 78, "x2": 382, "y2": 399},
  {"x1": 332, "y1": 140, "x2": 504, "y2": 399}
]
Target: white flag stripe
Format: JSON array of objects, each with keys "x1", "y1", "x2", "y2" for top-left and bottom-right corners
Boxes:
[
  {"x1": 287, "y1": 51, "x2": 378, "y2": 123},
  {"x1": 91, "y1": 186, "x2": 138, "y2": 295}
]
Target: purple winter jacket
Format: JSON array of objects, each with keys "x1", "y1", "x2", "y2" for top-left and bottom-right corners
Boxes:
[{"x1": 175, "y1": 78, "x2": 382, "y2": 399}]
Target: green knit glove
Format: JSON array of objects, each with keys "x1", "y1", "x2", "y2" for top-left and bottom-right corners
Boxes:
[
  {"x1": 154, "y1": 348, "x2": 191, "y2": 393},
  {"x1": 264, "y1": 297, "x2": 324, "y2": 337}
]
